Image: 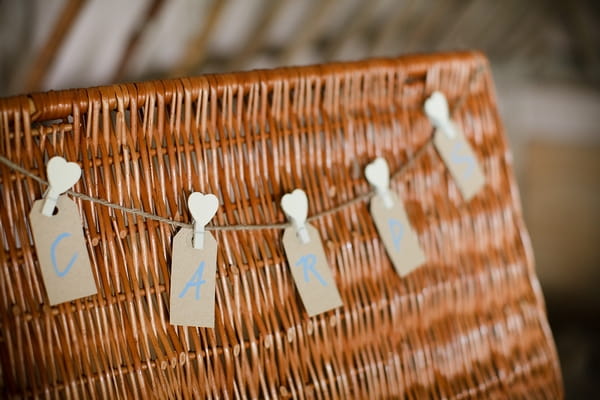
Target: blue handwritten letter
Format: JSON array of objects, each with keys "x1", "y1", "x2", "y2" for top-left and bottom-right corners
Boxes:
[
  {"x1": 179, "y1": 261, "x2": 206, "y2": 300},
  {"x1": 296, "y1": 254, "x2": 327, "y2": 286},
  {"x1": 451, "y1": 141, "x2": 475, "y2": 179},
  {"x1": 388, "y1": 218, "x2": 404, "y2": 252},
  {"x1": 51, "y1": 232, "x2": 79, "y2": 277}
]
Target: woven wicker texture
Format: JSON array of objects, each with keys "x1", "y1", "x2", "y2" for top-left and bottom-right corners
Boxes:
[{"x1": 0, "y1": 51, "x2": 562, "y2": 399}]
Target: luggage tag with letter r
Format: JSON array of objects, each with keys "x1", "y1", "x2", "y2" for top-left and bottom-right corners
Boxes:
[
  {"x1": 425, "y1": 91, "x2": 486, "y2": 201},
  {"x1": 281, "y1": 189, "x2": 343, "y2": 317},
  {"x1": 29, "y1": 157, "x2": 97, "y2": 305},
  {"x1": 169, "y1": 192, "x2": 219, "y2": 328},
  {"x1": 365, "y1": 158, "x2": 426, "y2": 277}
]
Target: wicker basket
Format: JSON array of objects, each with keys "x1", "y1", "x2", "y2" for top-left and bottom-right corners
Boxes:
[{"x1": 0, "y1": 51, "x2": 562, "y2": 398}]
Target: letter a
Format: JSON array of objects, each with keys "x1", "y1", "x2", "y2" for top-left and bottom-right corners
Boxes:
[{"x1": 179, "y1": 261, "x2": 206, "y2": 300}]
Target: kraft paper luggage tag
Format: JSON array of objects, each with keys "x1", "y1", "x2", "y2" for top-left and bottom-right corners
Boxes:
[
  {"x1": 365, "y1": 158, "x2": 426, "y2": 277},
  {"x1": 170, "y1": 192, "x2": 219, "y2": 328},
  {"x1": 281, "y1": 189, "x2": 343, "y2": 317},
  {"x1": 425, "y1": 91, "x2": 485, "y2": 201},
  {"x1": 29, "y1": 157, "x2": 97, "y2": 305}
]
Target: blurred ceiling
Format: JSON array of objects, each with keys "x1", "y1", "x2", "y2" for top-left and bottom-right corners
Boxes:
[{"x1": 0, "y1": 0, "x2": 599, "y2": 97}]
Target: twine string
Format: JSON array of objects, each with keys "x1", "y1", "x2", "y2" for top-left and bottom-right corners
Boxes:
[{"x1": 0, "y1": 66, "x2": 484, "y2": 231}]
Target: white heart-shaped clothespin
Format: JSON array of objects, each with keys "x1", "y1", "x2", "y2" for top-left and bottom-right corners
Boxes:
[
  {"x1": 281, "y1": 189, "x2": 310, "y2": 244},
  {"x1": 42, "y1": 156, "x2": 82, "y2": 216},
  {"x1": 365, "y1": 157, "x2": 394, "y2": 209},
  {"x1": 188, "y1": 192, "x2": 219, "y2": 249},
  {"x1": 424, "y1": 91, "x2": 458, "y2": 138}
]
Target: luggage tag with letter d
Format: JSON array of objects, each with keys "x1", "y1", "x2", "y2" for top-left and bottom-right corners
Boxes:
[{"x1": 365, "y1": 157, "x2": 426, "y2": 277}]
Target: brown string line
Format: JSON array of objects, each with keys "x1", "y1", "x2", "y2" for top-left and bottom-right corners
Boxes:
[{"x1": 0, "y1": 66, "x2": 485, "y2": 232}]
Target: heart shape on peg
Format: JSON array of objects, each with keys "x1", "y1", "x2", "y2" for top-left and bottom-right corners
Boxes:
[
  {"x1": 365, "y1": 157, "x2": 390, "y2": 192},
  {"x1": 281, "y1": 189, "x2": 308, "y2": 225},
  {"x1": 188, "y1": 192, "x2": 219, "y2": 227},
  {"x1": 424, "y1": 91, "x2": 449, "y2": 126},
  {"x1": 47, "y1": 156, "x2": 82, "y2": 195}
]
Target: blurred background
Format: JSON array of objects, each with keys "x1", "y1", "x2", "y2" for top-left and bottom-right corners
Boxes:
[{"x1": 1, "y1": 0, "x2": 599, "y2": 397}]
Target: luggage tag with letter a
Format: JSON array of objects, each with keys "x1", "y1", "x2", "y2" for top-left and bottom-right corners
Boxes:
[
  {"x1": 365, "y1": 158, "x2": 426, "y2": 277},
  {"x1": 29, "y1": 156, "x2": 97, "y2": 305},
  {"x1": 425, "y1": 91, "x2": 485, "y2": 201},
  {"x1": 281, "y1": 189, "x2": 343, "y2": 317},
  {"x1": 169, "y1": 192, "x2": 219, "y2": 328}
]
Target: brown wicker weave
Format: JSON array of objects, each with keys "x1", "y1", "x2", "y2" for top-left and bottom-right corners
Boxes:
[{"x1": 0, "y1": 51, "x2": 562, "y2": 399}]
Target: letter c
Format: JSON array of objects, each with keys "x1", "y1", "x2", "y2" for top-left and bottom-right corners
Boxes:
[{"x1": 50, "y1": 232, "x2": 79, "y2": 277}]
